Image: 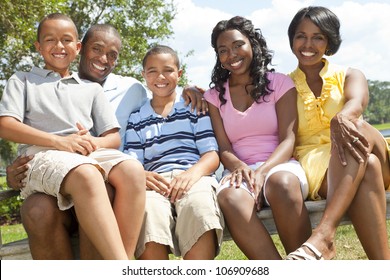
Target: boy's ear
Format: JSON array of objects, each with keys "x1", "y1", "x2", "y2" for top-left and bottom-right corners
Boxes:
[
  {"x1": 34, "y1": 41, "x2": 42, "y2": 54},
  {"x1": 76, "y1": 41, "x2": 82, "y2": 54},
  {"x1": 141, "y1": 70, "x2": 145, "y2": 79},
  {"x1": 178, "y1": 69, "x2": 183, "y2": 78}
]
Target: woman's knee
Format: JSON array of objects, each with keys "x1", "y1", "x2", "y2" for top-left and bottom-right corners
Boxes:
[
  {"x1": 362, "y1": 154, "x2": 383, "y2": 189},
  {"x1": 265, "y1": 172, "x2": 302, "y2": 204},
  {"x1": 217, "y1": 188, "x2": 247, "y2": 209}
]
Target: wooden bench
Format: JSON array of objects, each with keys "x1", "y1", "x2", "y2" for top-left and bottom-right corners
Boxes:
[{"x1": 1, "y1": 187, "x2": 389, "y2": 259}]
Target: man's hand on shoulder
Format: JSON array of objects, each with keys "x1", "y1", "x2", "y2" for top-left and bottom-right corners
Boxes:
[{"x1": 182, "y1": 85, "x2": 208, "y2": 115}]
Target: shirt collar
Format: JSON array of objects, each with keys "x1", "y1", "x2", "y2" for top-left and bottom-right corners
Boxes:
[
  {"x1": 140, "y1": 92, "x2": 185, "y2": 118},
  {"x1": 31, "y1": 66, "x2": 80, "y2": 83},
  {"x1": 102, "y1": 73, "x2": 118, "y2": 91}
]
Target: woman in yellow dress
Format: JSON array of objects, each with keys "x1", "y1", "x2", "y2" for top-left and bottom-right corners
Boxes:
[{"x1": 286, "y1": 6, "x2": 390, "y2": 260}]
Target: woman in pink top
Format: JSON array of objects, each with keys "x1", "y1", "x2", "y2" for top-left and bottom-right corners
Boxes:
[{"x1": 203, "y1": 16, "x2": 312, "y2": 259}]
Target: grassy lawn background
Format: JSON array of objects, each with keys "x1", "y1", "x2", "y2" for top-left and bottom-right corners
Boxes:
[{"x1": 373, "y1": 123, "x2": 390, "y2": 130}]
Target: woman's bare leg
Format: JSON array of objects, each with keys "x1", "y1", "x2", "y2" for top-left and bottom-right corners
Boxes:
[
  {"x1": 266, "y1": 172, "x2": 312, "y2": 254},
  {"x1": 290, "y1": 121, "x2": 390, "y2": 260},
  {"x1": 347, "y1": 154, "x2": 390, "y2": 259},
  {"x1": 218, "y1": 188, "x2": 281, "y2": 260}
]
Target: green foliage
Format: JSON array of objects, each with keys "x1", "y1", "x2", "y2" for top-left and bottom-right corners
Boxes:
[
  {"x1": 366, "y1": 80, "x2": 390, "y2": 124},
  {"x1": 0, "y1": 178, "x2": 22, "y2": 225},
  {"x1": 0, "y1": 0, "x2": 177, "y2": 83},
  {"x1": 0, "y1": 139, "x2": 17, "y2": 166}
]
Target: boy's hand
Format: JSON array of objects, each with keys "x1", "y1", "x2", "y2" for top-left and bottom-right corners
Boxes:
[
  {"x1": 169, "y1": 171, "x2": 200, "y2": 203},
  {"x1": 145, "y1": 171, "x2": 170, "y2": 196},
  {"x1": 182, "y1": 85, "x2": 208, "y2": 115},
  {"x1": 53, "y1": 134, "x2": 96, "y2": 155},
  {"x1": 6, "y1": 155, "x2": 33, "y2": 190},
  {"x1": 75, "y1": 122, "x2": 98, "y2": 153}
]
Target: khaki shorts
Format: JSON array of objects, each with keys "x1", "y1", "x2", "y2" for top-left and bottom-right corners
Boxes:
[
  {"x1": 21, "y1": 147, "x2": 135, "y2": 210},
  {"x1": 218, "y1": 159, "x2": 309, "y2": 206},
  {"x1": 135, "y1": 170, "x2": 225, "y2": 258}
]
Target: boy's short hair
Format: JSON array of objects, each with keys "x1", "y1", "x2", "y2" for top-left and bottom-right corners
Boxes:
[
  {"x1": 142, "y1": 45, "x2": 180, "y2": 69},
  {"x1": 37, "y1": 13, "x2": 78, "y2": 41}
]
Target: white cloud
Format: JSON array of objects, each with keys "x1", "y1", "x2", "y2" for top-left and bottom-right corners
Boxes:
[
  {"x1": 332, "y1": 1, "x2": 390, "y2": 81},
  {"x1": 165, "y1": 0, "x2": 390, "y2": 87}
]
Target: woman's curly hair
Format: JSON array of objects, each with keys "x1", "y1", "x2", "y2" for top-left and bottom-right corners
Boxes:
[{"x1": 210, "y1": 16, "x2": 274, "y2": 106}]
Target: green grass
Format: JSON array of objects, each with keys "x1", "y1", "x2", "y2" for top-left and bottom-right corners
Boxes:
[
  {"x1": 1, "y1": 223, "x2": 27, "y2": 244},
  {"x1": 372, "y1": 122, "x2": 390, "y2": 131},
  {"x1": 2, "y1": 221, "x2": 389, "y2": 260}
]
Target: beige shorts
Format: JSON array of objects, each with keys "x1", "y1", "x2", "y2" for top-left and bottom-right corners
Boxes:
[
  {"x1": 20, "y1": 147, "x2": 135, "y2": 210},
  {"x1": 218, "y1": 159, "x2": 309, "y2": 206},
  {"x1": 135, "y1": 170, "x2": 225, "y2": 258}
]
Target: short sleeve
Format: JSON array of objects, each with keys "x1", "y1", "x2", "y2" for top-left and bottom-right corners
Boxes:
[
  {"x1": 268, "y1": 72, "x2": 295, "y2": 102},
  {"x1": 204, "y1": 87, "x2": 221, "y2": 108}
]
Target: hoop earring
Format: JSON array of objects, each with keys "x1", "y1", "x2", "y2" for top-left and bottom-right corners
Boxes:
[{"x1": 221, "y1": 64, "x2": 225, "y2": 69}]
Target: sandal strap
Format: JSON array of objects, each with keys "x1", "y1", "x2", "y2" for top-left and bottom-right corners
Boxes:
[
  {"x1": 286, "y1": 248, "x2": 317, "y2": 260},
  {"x1": 302, "y1": 242, "x2": 323, "y2": 260}
]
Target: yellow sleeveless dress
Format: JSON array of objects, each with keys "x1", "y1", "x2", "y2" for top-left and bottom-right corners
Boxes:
[
  {"x1": 290, "y1": 59, "x2": 390, "y2": 200},
  {"x1": 289, "y1": 59, "x2": 347, "y2": 200}
]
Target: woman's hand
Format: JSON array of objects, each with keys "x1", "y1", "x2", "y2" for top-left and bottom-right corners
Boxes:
[
  {"x1": 221, "y1": 166, "x2": 254, "y2": 191},
  {"x1": 330, "y1": 113, "x2": 369, "y2": 165},
  {"x1": 253, "y1": 169, "x2": 267, "y2": 211}
]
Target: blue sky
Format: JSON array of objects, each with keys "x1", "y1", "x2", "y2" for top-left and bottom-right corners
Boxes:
[{"x1": 164, "y1": 0, "x2": 390, "y2": 88}]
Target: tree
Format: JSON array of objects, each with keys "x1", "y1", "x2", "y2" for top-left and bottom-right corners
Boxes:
[
  {"x1": 366, "y1": 80, "x2": 390, "y2": 124},
  {"x1": 0, "y1": 0, "x2": 177, "y2": 85}
]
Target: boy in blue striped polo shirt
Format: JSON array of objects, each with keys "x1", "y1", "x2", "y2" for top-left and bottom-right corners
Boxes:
[{"x1": 124, "y1": 45, "x2": 224, "y2": 260}]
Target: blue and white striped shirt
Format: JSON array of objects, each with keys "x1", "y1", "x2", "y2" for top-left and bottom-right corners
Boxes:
[{"x1": 124, "y1": 94, "x2": 218, "y2": 173}]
